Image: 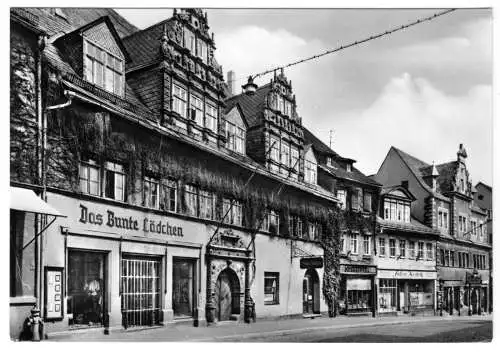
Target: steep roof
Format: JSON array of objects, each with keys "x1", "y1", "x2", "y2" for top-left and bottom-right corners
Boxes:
[
  {"x1": 434, "y1": 161, "x2": 458, "y2": 194},
  {"x1": 225, "y1": 83, "x2": 273, "y2": 128},
  {"x1": 377, "y1": 216, "x2": 441, "y2": 236},
  {"x1": 476, "y1": 181, "x2": 492, "y2": 192}
]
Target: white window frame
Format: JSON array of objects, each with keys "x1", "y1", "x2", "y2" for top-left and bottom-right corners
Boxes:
[
  {"x1": 190, "y1": 94, "x2": 204, "y2": 126},
  {"x1": 199, "y1": 189, "x2": 216, "y2": 220},
  {"x1": 426, "y1": 243, "x2": 433, "y2": 261},
  {"x1": 280, "y1": 141, "x2": 290, "y2": 167},
  {"x1": 144, "y1": 176, "x2": 159, "y2": 209},
  {"x1": 399, "y1": 240, "x2": 406, "y2": 258},
  {"x1": 389, "y1": 238, "x2": 396, "y2": 257},
  {"x1": 337, "y1": 189, "x2": 347, "y2": 210},
  {"x1": 363, "y1": 235, "x2": 370, "y2": 255},
  {"x1": 304, "y1": 159, "x2": 317, "y2": 185},
  {"x1": 79, "y1": 159, "x2": 100, "y2": 196},
  {"x1": 262, "y1": 210, "x2": 280, "y2": 233},
  {"x1": 349, "y1": 233, "x2": 358, "y2": 254},
  {"x1": 104, "y1": 161, "x2": 125, "y2": 201},
  {"x1": 222, "y1": 198, "x2": 243, "y2": 226},
  {"x1": 173, "y1": 83, "x2": 187, "y2": 118},
  {"x1": 162, "y1": 179, "x2": 177, "y2": 213},
  {"x1": 378, "y1": 237, "x2": 386, "y2": 257},
  {"x1": 205, "y1": 101, "x2": 218, "y2": 133}
]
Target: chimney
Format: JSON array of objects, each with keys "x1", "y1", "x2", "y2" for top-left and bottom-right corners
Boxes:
[
  {"x1": 242, "y1": 76, "x2": 258, "y2": 95},
  {"x1": 227, "y1": 70, "x2": 235, "y2": 96},
  {"x1": 401, "y1": 180, "x2": 409, "y2": 190}
]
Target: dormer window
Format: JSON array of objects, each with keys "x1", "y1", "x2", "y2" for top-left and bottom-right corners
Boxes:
[
  {"x1": 383, "y1": 197, "x2": 410, "y2": 223},
  {"x1": 304, "y1": 158, "x2": 317, "y2": 185},
  {"x1": 226, "y1": 120, "x2": 245, "y2": 154},
  {"x1": 346, "y1": 163, "x2": 352, "y2": 172},
  {"x1": 84, "y1": 40, "x2": 124, "y2": 97}
]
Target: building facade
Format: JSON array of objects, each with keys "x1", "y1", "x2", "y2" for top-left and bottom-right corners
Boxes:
[
  {"x1": 374, "y1": 185, "x2": 439, "y2": 316},
  {"x1": 302, "y1": 129, "x2": 381, "y2": 316},
  {"x1": 374, "y1": 145, "x2": 491, "y2": 316},
  {"x1": 10, "y1": 8, "x2": 338, "y2": 339}
]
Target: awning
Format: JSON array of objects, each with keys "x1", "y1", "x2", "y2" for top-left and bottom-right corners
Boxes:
[{"x1": 10, "y1": 187, "x2": 66, "y2": 218}]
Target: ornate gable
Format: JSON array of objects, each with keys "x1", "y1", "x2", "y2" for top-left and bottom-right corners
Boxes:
[{"x1": 82, "y1": 20, "x2": 125, "y2": 59}]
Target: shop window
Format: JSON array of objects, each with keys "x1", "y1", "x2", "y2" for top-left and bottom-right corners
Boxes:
[
  {"x1": 184, "y1": 185, "x2": 198, "y2": 217},
  {"x1": 199, "y1": 190, "x2": 216, "y2": 220},
  {"x1": 222, "y1": 198, "x2": 243, "y2": 226},
  {"x1": 225, "y1": 120, "x2": 245, "y2": 154},
  {"x1": 363, "y1": 192, "x2": 372, "y2": 212},
  {"x1": 161, "y1": 179, "x2": 177, "y2": 213},
  {"x1": 79, "y1": 159, "x2": 100, "y2": 196},
  {"x1": 104, "y1": 161, "x2": 125, "y2": 201},
  {"x1": 144, "y1": 176, "x2": 159, "y2": 209},
  {"x1": 389, "y1": 239, "x2": 396, "y2": 257},
  {"x1": 399, "y1": 240, "x2": 406, "y2": 258},
  {"x1": 10, "y1": 211, "x2": 36, "y2": 298},
  {"x1": 409, "y1": 241, "x2": 415, "y2": 259},
  {"x1": 68, "y1": 250, "x2": 106, "y2": 327},
  {"x1": 264, "y1": 272, "x2": 279, "y2": 305},
  {"x1": 426, "y1": 243, "x2": 433, "y2": 261},
  {"x1": 262, "y1": 210, "x2": 280, "y2": 234},
  {"x1": 337, "y1": 189, "x2": 347, "y2": 210},
  {"x1": 84, "y1": 40, "x2": 124, "y2": 97},
  {"x1": 349, "y1": 234, "x2": 358, "y2": 254},
  {"x1": 379, "y1": 279, "x2": 397, "y2": 312},
  {"x1": 205, "y1": 102, "x2": 218, "y2": 133},
  {"x1": 417, "y1": 242, "x2": 424, "y2": 260},
  {"x1": 173, "y1": 83, "x2": 187, "y2": 118},
  {"x1": 190, "y1": 94, "x2": 204, "y2": 126},
  {"x1": 172, "y1": 258, "x2": 195, "y2": 317},
  {"x1": 378, "y1": 237, "x2": 386, "y2": 257},
  {"x1": 363, "y1": 235, "x2": 370, "y2": 255}
]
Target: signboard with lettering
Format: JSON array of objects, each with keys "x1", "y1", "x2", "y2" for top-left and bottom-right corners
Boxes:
[
  {"x1": 45, "y1": 266, "x2": 63, "y2": 320},
  {"x1": 340, "y1": 264, "x2": 376, "y2": 274},
  {"x1": 378, "y1": 269, "x2": 437, "y2": 280},
  {"x1": 300, "y1": 257, "x2": 323, "y2": 269}
]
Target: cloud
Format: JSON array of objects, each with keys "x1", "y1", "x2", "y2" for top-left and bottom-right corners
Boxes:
[{"x1": 328, "y1": 73, "x2": 492, "y2": 184}]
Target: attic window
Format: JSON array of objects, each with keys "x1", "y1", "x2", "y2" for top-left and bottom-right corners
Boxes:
[
  {"x1": 346, "y1": 163, "x2": 352, "y2": 172},
  {"x1": 84, "y1": 40, "x2": 124, "y2": 97}
]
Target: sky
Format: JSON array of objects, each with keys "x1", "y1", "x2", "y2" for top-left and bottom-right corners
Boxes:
[{"x1": 116, "y1": 8, "x2": 493, "y2": 185}]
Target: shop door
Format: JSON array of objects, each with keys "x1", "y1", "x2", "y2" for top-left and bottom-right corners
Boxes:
[
  {"x1": 303, "y1": 269, "x2": 319, "y2": 314},
  {"x1": 121, "y1": 257, "x2": 161, "y2": 327},
  {"x1": 172, "y1": 259, "x2": 195, "y2": 318},
  {"x1": 215, "y1": 270, "x2": 232, "y2": 321}
]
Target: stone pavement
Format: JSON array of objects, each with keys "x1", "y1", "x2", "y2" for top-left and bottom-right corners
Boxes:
[{"x1": 47, "y1": 313, "x2": 492, "y2": 342}]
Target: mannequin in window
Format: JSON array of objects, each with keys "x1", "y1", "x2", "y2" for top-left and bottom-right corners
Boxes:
[{"x1": 84, "y1": 278, "x2": 102, "y2": 324}]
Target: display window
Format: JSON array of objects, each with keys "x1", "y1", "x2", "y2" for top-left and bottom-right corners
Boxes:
[
  {"x1": 67, "y1": 250, "x2": 106, "y2": 327},
  {"x1": 172, "y1": 258, "x2": 195, "y2": 317}
]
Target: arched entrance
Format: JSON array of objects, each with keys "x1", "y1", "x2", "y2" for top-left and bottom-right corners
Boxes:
[
  {"x1": 214, "y1": 268, "x2": 241, "y2": 321},
  {"x1": 303, "y1": 268, "x2": 320, "y2": 314}
]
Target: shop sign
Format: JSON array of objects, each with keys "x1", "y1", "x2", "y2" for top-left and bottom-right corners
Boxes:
[
  {"x1": 340, "y1": 265, "x2": 376, "y2": 274},
  {"x1": 300, "y1": 257, "x2": 323, "y2": 269},
  {"x1": 466, "y1": 272, "x2": 482, "y2": 284},
  {"x1": 78, "y1": 204, "x2": 183, "y2": 237},
  {"x1": 346, "y1": 278, "x2": 371, "y2": 291},
  {"x1": 378, "y1": 269, "x2": 437, "y2": 280}
]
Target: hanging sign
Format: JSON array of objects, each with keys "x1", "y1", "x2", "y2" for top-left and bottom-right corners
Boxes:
[
  {"x1": 45, "y1": 266, "x2": 63, "y2": 320},
  {"x1": 300, "y1": 257, "x2": 323, "y2": 269}
]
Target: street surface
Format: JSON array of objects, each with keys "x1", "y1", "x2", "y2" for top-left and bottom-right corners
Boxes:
[{"x1": 49, "y1": 314, "x2": 492, "y2": 342}]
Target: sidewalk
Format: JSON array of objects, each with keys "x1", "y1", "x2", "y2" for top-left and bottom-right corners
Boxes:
[{"x1": 48, "y1": 313, "x2": 492, "y2": 341}]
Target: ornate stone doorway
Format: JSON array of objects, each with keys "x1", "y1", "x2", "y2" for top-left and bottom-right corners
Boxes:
[{"x1": 214, "y1": 268, "x2": 241, "y2": 321}]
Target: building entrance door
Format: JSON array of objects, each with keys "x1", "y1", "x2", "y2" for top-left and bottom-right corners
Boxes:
[
  {"x1": 214, "y1": 268, "x2": 240, "y2": 321},
  {"x1": 303, "y1": 268, "x2": 319, "y2": 314},
  {"x1": 121, "y1": 256, "x2": 161, "y2": 327}
]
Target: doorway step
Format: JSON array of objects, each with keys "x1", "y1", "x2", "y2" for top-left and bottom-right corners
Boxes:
[{"x1": 303, "y1": 313, "x2": 322, "y2": 319}]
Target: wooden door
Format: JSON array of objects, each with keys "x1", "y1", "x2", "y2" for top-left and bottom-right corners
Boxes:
[
  {"x1": 215, "y1": 271, "x2": 232, "y2": 321},
  {"x1": 303, "y1": 275, "x2": 313, "y2": 314}
]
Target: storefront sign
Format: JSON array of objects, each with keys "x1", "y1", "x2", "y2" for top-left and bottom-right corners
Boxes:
[
  {"x1": 45, "y1": 267, "x2": 63, "y2": 320},
  {"x1": 378, "y1": 269, "x2": 437, "y2": 280},
  {"x1": 346, "y1": 278, "x2": 371, "y2": 291},
  {"x1": 466, "y1": 272, "x2": 482, "y2": 284},
  {"x1": 340, "y1": 264, "x2": 376, "y2": 274},
  {"x1": 78, "y1": 204, "x2": 183, "y2": 237},
  {"x1": 300, "y1": 257, "x2": 323, "y2": 269}
]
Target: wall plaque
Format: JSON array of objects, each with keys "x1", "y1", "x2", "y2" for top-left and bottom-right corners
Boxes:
[{"x1": 45, "y1": 266, "x2": 64, "y2": 320}]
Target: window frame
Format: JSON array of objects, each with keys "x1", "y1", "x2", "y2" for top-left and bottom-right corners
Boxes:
[
  {"x1": 144, "y1": 176, "x2": 160, "y2": 209},
  {"x1": 161, "y1": 179, "x2": 178, "y2": 213},
  {"x1": 378, "y1": 237, "x2": 386, "y2": 257},
  {"x1": 79, "y1": 159, "x2": 100, "y2": 196},
  {"x1": 172, "y1": 83, "x2": 188, "y2": 118},
  {"x1": 104, "y1": 161, "x2": 126, "y2": 202},
  {"x1": 264, "y1": 272, "x2": 280, "y2": 305},
  {"x1": 389, "y1": 238, "x2": 396, "y2": 257}
]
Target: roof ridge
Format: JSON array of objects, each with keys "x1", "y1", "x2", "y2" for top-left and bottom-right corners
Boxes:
[
  {"x1": 392, "y1": 146, "x2": 430, "y2": 167},
  {"x1": 123, "y1": 17, "x2": 174, "y2": 40}
]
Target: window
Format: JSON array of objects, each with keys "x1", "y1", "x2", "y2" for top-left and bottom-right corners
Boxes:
[
  {"x1": 404, "y1": 204, "x2": 410, "y2": 223},
  {"x1": 161, "y1": 179, "x2": 177, "y2": 213},
  {"x1": 144, "y1": 176, "x2": 159, "y2": 209},
  {"x1": 471, "y1": 219, "x2": 477, "y2": 236},
  {"x1": 264, "y1": 272, "x2": 279, "y2": 305},
  {"x1": 340, "y1": 232, "x2": 346, "y2": 253},
  {"x1": 200, "y1": 190, "x2": 216, "y2": 220},
  {"x1": 270, "y1": 137, "x2": 280, "y2": 163},
  {"x1": 426, "y1": 243, "x2": 433, "y2": 261},
  {"x1": 346, "y1": 164, "x2": 352, "y2": 172},
  {"x1": 363, "y1": 193, "x2": 372, "y2": 212},
  {"x1": 450, "y1": 251, "x2": 455, "y2": 267},
  {"x1": 226, "y1": 120, "x2": 245, "y2": 154},
  {"x1": 290, "y1": 147, "x2": 300, "y2": 171},
  {"x1": 222, "y1": 198, "x2": 243, "y2": 226},
  {"x1": 389, "y1": 239, "x2": 396, "y2": 257},
  {"x1": 459, "y1": 215, "x2": 467, "y2": 235},
  {"x1": 262, "y1": 210, "x2": 279, "y2": 234},
  {"x1": 184, "y1": 28, "x2": 195, "y2": 52},
  {"x1": 465, "y1": 253, "x2": 470, "y2": 268},
  {"x1": 326, "y1": 157, "x2": 333, "y2": 167},
  {"x1": 444, "y1": 250, "x2": 450, "y2": 267},
  {"x1": 439, "y1": 249, "x2": 445, "y2": 265},
  {"x1": 284, "y1": 101, "x2": 292, "y2": 116},
  {"x1": 304, "y1": 159, "x2": 317, "y2": 185},
  {"x1": 205, "y1": 102, "x2": 218, "y2": 132},
  {"x1": 363, "y1": 235, "x2": 370, "y2": 255},
  {"x1": 417, "y1": 242, "x2": 424, "y2": 260},
  {"x1": 104, "y1": 161, "x2": 125, "y2": 201},
  {"x1": 280, "y1": 141, "x2": 290, "y2": 167},
  {"x1": 337, "y1": 190, "x2": 347, "y2": 210},
  {"x1": 289, "y1": 215, "x2": 303, "y2": 238},
  {"x1": 196, "y1": 39, "x2": 207, "y2": 63},
  {"x1": 84, "y1": 40, "x2": 124, "y2": 96},
  {"x1": 277, "y1": 96, "x2": 284, "y2": 113},
  {"x1": 349, "y1": 234, "x2": 358, "y2": 254},
  {"x1": 438, "y1": 209, "x2": 449, "y2": 230},
  {"x1": 399, "y1": 240, "x2": 406, "y2": 258},
  {"x1": 190, "y1": 94, "x2": 204, "y2": 126},
  {"x1": 10, "y1": 211, "x2": 35, "y2": 298},
  {"x1": 378, "y1": 238, "x2": 386, "y2": 257},
  {"x1": 173, "y1": 84, "x2": 187, "y2": 118},
  {"x1": 79, "y1": 160, "x2": 100, "y2": 196},
  {"x1": 351, "y1": 188, "x2": 362, "y2": 211},
  {"x1": 458, "y1": 252, "x2": 463, "y2": 268},
  {"x1": 383, "y1": 198, "x2": 410, "y2": 222},
  {"x1": 184, "y1": 185, "x2": 198, "y2": 217},
  {"x1": 409, "y1": 241, "x2": 415, "y2": 259}
]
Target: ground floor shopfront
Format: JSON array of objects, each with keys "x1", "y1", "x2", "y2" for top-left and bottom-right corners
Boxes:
[
  {"x1": 31, "y1": 191, "x2": 326, "y2": 336},
  {"x1": 439, "y1": 268, "x2": 490, "y2": 316},
  {"x1": 377, "y1": 269, "x2": 436, "y2": 315},
  {"x1": 338, "y1": 263, "x2": 377, "y2": 316}
]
